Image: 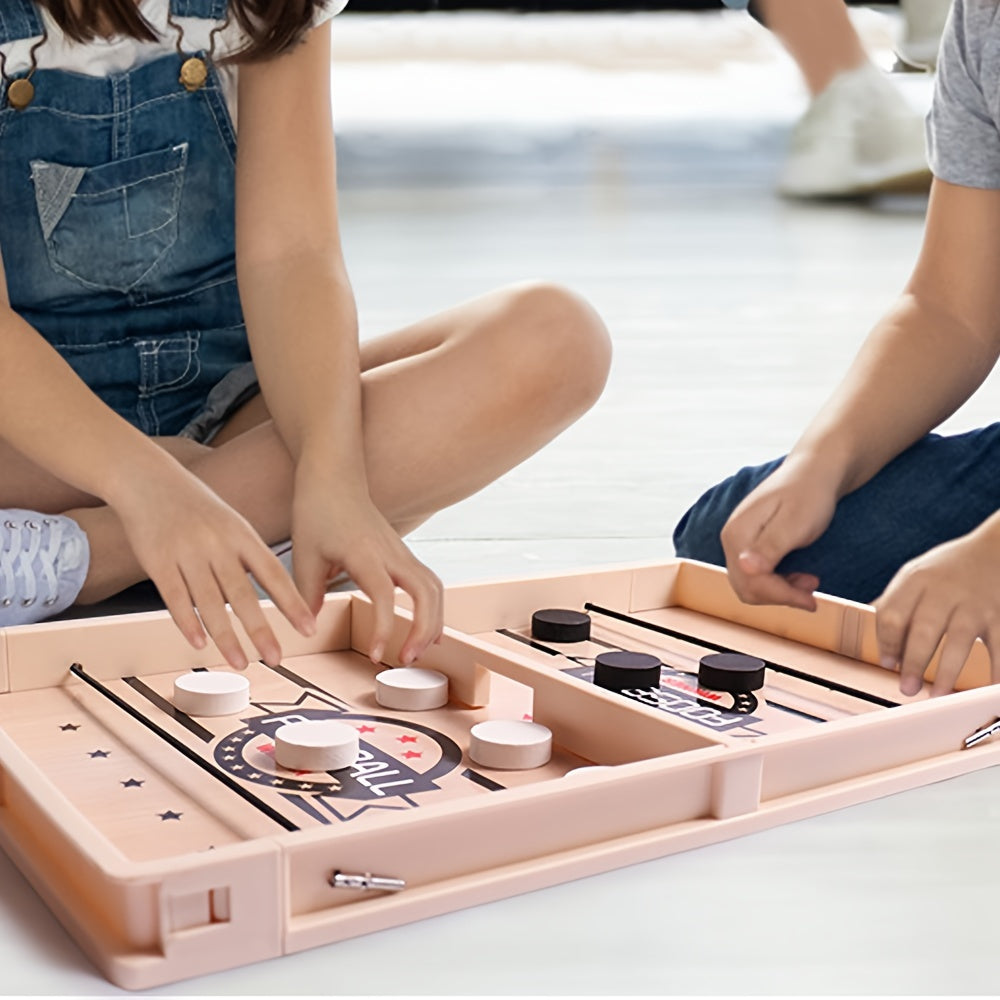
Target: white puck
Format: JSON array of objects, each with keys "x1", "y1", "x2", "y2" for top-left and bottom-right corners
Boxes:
[
  {"x1": 468, "y1": 720, "x2": 553, "y2": 770},
  {"x1": 173, "y1": 671, "x2": 250, "y2": 717},
  {"x1": 375, "y1": 667, "x2": 449, "y2": 711},
  {"x1": 275, "y1": 720, "x2": 359, "y2": 772}
]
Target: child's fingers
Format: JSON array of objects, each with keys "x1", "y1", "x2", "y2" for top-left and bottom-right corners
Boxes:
[
  {"x1": 931, "y1": 616, "x2": 979, "y2": 697},
  {"x1": 785, "y1": 572, "x2": 821, "y2": 594},
  {"x1": 874, "y1": 577, "x2": 923, "y2": 695},
  {"x1": 180, "y1": 564, "x2": 249, "y2": 671},
  {"x1": 292, "y1": 547, "x2": 329, "y2": 617},
  {"x1": 730, "y1": 568, "x2": 818, "y2": 611},
  {"x1": 396, "y1": 565, "x2": 444, "y2": 666},
  {"x1": 155, "y1": 569, "x2": 208, "y2": 651},
  {"x1": 361, "y1": 571, "x2": 396, "y2": 666},
  {"x1": 986, "y1": 627, "x2": 1000, "y2": 686},
  {"x1": 723, "y1": 498, "x2": 792, "y2": 575},
  {"x1": 215, "y1": 561, "x2": 283, "y2": 668},
  {"x1": 897, "y1": 596, "x2": 951, "y2": 695},
  {"x1": 245, "y1": 547, "x2": 317, "y2": 638}
]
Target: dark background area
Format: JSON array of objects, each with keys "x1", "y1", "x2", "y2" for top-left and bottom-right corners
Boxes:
[
  {"x1": 345, "y1": 2, "x2": 723, "y2": 10},
  {"x1": 345, "y1": 1, "x2": 891, "y2": 11}
]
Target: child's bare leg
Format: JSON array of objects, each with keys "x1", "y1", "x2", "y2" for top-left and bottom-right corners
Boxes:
[
  {"x1": 72, "y1": 282, "x2": 610, "y2": 603},
  {"x1": 0, "y1": 436, "x2": 211, "y2": 512}
]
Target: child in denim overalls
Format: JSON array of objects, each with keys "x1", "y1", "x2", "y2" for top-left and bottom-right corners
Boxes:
[{"x1": 0, "y1": 0, "x2": 612, "y2": 668}]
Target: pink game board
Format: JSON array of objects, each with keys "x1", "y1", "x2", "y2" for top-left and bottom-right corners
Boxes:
[{"x1": 0, "y1": 558, "x2": 997, "y2": 989}]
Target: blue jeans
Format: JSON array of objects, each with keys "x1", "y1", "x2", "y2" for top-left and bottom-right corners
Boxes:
[{"x1": 673, "y1": 424, "x2": 1000, "y2": 604}]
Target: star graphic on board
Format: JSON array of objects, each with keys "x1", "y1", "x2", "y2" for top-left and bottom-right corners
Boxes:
[
  {"x1": 402, "y1": 751, "x2": 422, "y2": 760},
  {"x1": 59, "y1": 723, "x2": 80, "y2": 731},
  {"x1": 158, "y1": 811, "x2": 182, "y2": 821},
  {"x1": 357, "y1": 725, "x2": 376, "y2": 734},
  {"x1": 121, "y1": 778, "x2": 144, "y2": 788},
  {"x1": 397, "y1": 735, "x2": 418, "y2": 744},
  {"x1": 89, "y1": 749, "x2": 110, "y2": 758}
]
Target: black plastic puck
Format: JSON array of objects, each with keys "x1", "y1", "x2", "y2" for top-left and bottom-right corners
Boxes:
[
  {"x1": 593, "y1": 650, "x2": 662, "y2": 693},
  {"x1": 531, "y1": 608, "x2": 591, "y2": 643},
  {"x1": 698, "y1": 653, "x2": 766, "y2": 694}
]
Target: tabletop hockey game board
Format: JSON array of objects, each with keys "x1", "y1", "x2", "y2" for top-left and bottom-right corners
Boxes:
[{"x1": 2, "y1": 558, "x2": 1000, "y2": 989}]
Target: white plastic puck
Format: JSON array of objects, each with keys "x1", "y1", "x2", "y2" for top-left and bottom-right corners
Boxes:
[
  {"x1": 468, "y1": 720, "x2": 553, "y2": 770},
  {"x1": 375, "y1": 667, "x2": 449, "y2": 711},
  {"x1": 173, "y1": 671, "x2": 250, "y2": 717},
  {"x1": 275, "y1": 720, "x2": 359, "y2": 772}
]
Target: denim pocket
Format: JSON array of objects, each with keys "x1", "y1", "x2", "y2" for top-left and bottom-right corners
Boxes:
[{"x1": 30, "y1": 143, "x2": 188, "y2": 294}]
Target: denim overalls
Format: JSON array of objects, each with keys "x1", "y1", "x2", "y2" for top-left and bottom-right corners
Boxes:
[{"x1": 0, "y1": 0, "x2": 254, "y2": 439}]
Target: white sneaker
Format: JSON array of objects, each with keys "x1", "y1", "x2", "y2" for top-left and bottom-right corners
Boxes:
[
  {"x1": 0, "y1": 511, "x2": 90, "y2": 626},
  {"x1": 896, "y1": 0, "x2": 950, "y2": 71},
  {"x1": 779, "y1": 62, "x2": 931, "y2": 199}
]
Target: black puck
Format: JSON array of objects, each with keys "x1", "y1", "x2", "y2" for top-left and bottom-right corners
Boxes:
[
  {"x1": 531, "y1": 608, "x2": 591, "y2": 643},
  {"x1": 593, "y1": 650, "x2": 662, "y2": 693},
  {"x1": 698, "y1": 652, "x2": 766, "y2": 694}
]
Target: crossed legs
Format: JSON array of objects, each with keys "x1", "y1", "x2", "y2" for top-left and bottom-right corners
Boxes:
[{"x1": 0, "y1": 283, "x2": 611, "y2": 606}]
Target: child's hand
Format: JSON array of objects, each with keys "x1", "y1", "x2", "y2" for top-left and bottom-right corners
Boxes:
[
  {"x1": 290, "y1": 474, "x2": 443, "y2": 667},
  {"x1": 719, "y1": 455, "x2": 837, "y2": 611},
  {"x1": 874, "y1": 517, "x2": 1000, "y2": 697},
  {"x1": 116, "y1": 474, "x2": 316, "y2": 670}
]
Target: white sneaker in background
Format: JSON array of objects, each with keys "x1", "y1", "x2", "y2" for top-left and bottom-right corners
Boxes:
[
  {"x1": 896, "y1": 0, "x2": 950, "y2": 71},
  {"x1": 0, "y1": 511, "x2": 90, "y2": 626},
  {"x1": 779, "y1": 61, "x2": 931, "y2": 199}
]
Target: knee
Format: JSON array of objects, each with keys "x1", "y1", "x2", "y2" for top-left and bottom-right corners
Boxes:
[
  {"x1": 672, "y1": 487, "x2": 730, "y2": 567},
  {"x1": 502, "y1": 281, "x2": 612, "y2": 418}
]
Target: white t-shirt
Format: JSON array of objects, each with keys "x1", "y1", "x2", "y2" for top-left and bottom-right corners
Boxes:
[{"x1": 0, "y1": 0, "x2": 347, "y2": 126}]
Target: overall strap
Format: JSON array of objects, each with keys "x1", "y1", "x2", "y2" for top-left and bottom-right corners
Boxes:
[
  {"x1": 171, "y1": 0, "x2": 229, "y2": 19},
  {"x1": 0, "y1": 0, "x2": 43, "y2": 47}
]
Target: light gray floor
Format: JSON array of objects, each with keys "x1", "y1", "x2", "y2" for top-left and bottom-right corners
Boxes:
[{"x1": 5, "y1": 10, "x2": 1000, "y2": 996}]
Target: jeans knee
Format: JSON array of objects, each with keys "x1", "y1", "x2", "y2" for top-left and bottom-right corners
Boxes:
[
  {"x1": 673, "y1": 457, "x2": 784, "y2": 566},
  {"x1": 673, "y1": 488, "x2": 730, "y2": 567}
]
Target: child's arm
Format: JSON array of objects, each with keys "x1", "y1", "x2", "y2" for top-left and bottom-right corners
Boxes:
[
  {"x1": 721, "y1": 178, "x2": 1000, "y2": 609},
  {"x1": 0, "y1": 293, "x2": 315, "y2": 665},
  {"x1": 235, "y1": 21, "x2": 442, "y2": 667},
  {"x1": 721, "y1": 178, "x2": 1000, "y2": 692}
]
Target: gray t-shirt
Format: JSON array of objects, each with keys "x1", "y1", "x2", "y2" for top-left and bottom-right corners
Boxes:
[{"x1": 928, "y1": 0, "x2": 1000, "y2": 187}]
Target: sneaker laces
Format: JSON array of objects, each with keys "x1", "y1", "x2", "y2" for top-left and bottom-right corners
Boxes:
[{"x1": 0, "y1": 515, "x2": 64, "y2": 610}]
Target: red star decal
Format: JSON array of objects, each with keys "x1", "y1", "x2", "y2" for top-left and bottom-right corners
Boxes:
[
  {"x1": 357, "y1": 725, "x2": 376, "y2": 734},
  {"x1": 522, "y1": 713, "x2": 533, "y2": 721},
  {"x1": 402, "y1": 750, "x2": 422, "y2": 759},
  {"x1": 258, "y1": 743, "x2": 275, "y2": 755},
  {"x1": 397, "y1": 735, "x2": 418, "y2": 743}
]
